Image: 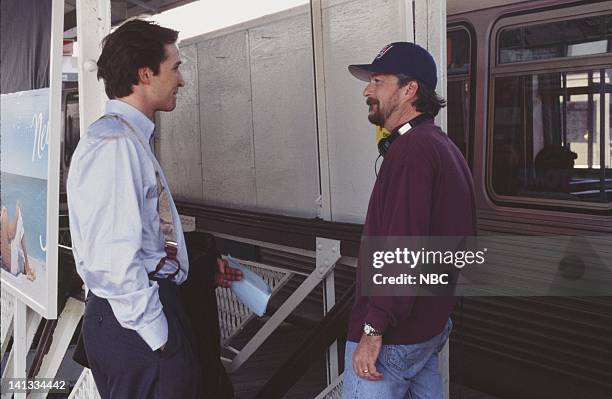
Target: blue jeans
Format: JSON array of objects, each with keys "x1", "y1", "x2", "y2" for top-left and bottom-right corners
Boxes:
[{"x1": 341, "y1": 319, "x2": 452, "y2": 399}]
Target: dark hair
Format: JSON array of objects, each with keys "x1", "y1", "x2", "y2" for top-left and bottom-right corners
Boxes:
[
  {"x1": 533, "y1": 145, "x2": 577, "y2": 192},
  {"x1": 396, "y1": 73, "x2": 446, "y2": 117},
  {"x1": 97, "y1": 19, "x2": 179, "y2": 99}
]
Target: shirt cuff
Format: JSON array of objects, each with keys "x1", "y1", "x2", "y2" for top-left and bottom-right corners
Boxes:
[
  {"x1": 364, "y1": 306, "x2": 390, "y2": 334},
  {"x1": 136, "y1": 311, "x2": 168, "y2": 351}
]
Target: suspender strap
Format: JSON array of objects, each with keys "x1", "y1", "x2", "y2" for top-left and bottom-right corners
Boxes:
[{"x1": 99, "y1": 114, "x2": 181, "y2": 280}]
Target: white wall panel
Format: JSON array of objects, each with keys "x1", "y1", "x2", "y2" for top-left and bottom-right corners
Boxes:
[
  {"x1": 321, "y1": 0, "x2": 405, "y2": 223},
  {"x1": 158, "y1": 1, "x2": 446, "y2": 225},
  {"x1": 158, "y1": 44, "x2": 203, "y2": 201},
  {"x1": 249, "y1": 12, "x2": 319, "y2": 217},
  {"x1": 197, "y1": 31, "x2": 257, "y2": 208}
]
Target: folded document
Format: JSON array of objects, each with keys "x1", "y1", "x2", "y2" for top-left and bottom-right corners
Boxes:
[{"x1": 225, "y1": 255, "x2": 272, "y2": 317}]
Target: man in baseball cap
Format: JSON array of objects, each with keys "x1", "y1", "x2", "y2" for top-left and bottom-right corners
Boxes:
[
  {"x1": 342, "y1": 43, "x2": 476, "y2": 399},
  {"x1": 348, "y1": 42, "x2": 441, "y2": 139}
]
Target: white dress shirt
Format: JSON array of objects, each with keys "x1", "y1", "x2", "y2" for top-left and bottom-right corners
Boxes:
[{"x1": 67, "y1": 100, "x2": 189, "y2": 351}]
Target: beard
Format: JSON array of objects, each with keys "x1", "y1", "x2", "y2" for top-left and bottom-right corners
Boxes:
[{"x1": 367, "y1": 98, "x2": 385, "y2": 126}]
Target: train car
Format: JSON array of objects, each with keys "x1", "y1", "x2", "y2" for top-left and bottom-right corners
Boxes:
[{"x1": 446, "y1": 1, "x2": 611, "y2": 398}]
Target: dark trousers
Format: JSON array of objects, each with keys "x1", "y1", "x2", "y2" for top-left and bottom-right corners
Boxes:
[{"x1": 82, "y1": 279, "x2": 203, "y2": 399}]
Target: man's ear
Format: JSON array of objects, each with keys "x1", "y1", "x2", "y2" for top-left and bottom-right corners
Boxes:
[
  {"x1": 403, "y1": 81, "x2": 418, "y2": 97},
  {"x1": 137, "y1": 66, "x2": 153, "y2": 85},
  {"x1": 400, "y1": 80, "x2": 418, "y2": 104}
]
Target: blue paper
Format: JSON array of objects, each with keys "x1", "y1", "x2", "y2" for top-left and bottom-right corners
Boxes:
[{"x1": 225, "y1": 256, "x2": 271, "y2": 317}]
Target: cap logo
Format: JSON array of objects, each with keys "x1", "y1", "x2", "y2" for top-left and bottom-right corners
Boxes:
[{"x1": 375, "y1": 44, "x2": 394, "y2": 59}]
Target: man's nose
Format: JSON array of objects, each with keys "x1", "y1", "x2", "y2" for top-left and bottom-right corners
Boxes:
[
  {"x1": 363, "y1": 83, "x2": 373, "y2": 97},
  {"x1": 178, "y1": 73, "x2": 185, "y2": 87}
]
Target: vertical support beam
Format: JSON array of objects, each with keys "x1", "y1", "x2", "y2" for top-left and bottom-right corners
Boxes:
[
  {"x1": 76, "y1": 0, "x2": 111, "y2": 137},
  {"x1": 413, "y1": 0, "x2": 428, "y2": 47},
  {"x1": 13, "y1": 301, "x2": 27, "y2": 399},
  {"x1": 46, "y1": 0, "x2": 65, "y2": 320},
  {"x1": 427, "y1": 0, "x2": 447, "y2": 130},
  {"x1": 414, "y1": 0, "x2": 446, "y2": 128},
  {"x1": 323, "y1": 272, "x2": 338, "y2": 383},
  {"x1": 310, "y1": 0, "x2": 333, "y2": 221},
  {"x1": 411, "y1": 1, "x2": 449, "y2": 397},
  {"x1": 317, "y1": 238, "x2": 341, "y2": 384},
  {"x1": 599, "y1": 68, "x2": 608, "y2": 201},
  {"x1": 402, "y1": 0, "x2": 415, "y2": 43}
]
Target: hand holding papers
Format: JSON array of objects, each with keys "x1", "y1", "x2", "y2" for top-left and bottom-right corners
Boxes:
[{"x1": 224, "y1": 256, "x2": 272, "y2": 317}]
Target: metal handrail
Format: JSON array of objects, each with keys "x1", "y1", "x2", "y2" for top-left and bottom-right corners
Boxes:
[{"x1": 254, "y1": 282, "x2": 355, "y2": 399}]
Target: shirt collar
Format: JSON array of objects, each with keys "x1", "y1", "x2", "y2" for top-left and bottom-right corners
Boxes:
[
  {"x1": 394, "y1": 113, "x2": 434, "y2": 135},
  {"x1": 106, "y1": 99, "x2": 155, "y2": 143},
  {"x1": 398, "y1": 123, "x2": 412, "y2": 135}
]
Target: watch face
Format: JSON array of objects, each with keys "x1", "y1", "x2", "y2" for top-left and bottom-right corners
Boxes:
[{"x1": 364, "y1": 323, "x2": 381, "y2": 336}]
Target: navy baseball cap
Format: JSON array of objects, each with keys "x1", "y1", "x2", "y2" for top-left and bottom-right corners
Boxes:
[{"x1": 348, "y1": 42, "x2": 438, "y2": 89}]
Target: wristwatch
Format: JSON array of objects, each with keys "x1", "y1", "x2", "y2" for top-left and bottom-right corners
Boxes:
[{"x1": 363, "y1": 322, "x2": 382, "y2": 336}]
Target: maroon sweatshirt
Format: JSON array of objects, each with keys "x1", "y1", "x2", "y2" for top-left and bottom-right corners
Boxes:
[{"x1": 347, "y1": 117, "x2": 476, "y2": 344}]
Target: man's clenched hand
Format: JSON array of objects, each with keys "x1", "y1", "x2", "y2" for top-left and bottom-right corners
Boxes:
[{"x1": 352, "y1": 334, "x2": 384, "y2": 381}]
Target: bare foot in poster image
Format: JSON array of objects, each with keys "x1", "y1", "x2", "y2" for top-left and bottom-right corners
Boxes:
[{"x1": 25, "y1": 255, "x2": 36, "y2": 281}]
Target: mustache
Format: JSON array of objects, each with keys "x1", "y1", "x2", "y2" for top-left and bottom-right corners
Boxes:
[{"x1": 366, "y1": 98, "x2": 379, "y2": 106}]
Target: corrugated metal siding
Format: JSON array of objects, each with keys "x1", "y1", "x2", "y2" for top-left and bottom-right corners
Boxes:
[
  {"x1": 452, "y1": 297, "x2": 612, "y2": 387},
  {"x1": 449, "y1": 211, "x2": 612, "y2": 396}
]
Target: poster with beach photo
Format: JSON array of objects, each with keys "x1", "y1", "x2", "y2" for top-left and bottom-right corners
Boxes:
[
  {"x1": 1, "y1": 0, "x2": 61, "y2": 318},
  {"x1": 1, "y1": 89, "x2": 50, "y2": 305}
]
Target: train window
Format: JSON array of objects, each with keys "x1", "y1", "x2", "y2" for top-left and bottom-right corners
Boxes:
[
  {"x1": 447, "y1": 28, "x2": 473, "y2": 165},
  {"x1": 448, "y1": 29, "x2": 471, "y2": 75},
  {"x1": 491, "y1": 10, "x2": 611, "y2": 209},
  {"x1": 499, "y1": 14, "x2": 611, "y2": 64},
  {"x1": 492, "y1": 69, "x2": 611, "y2": 204}
]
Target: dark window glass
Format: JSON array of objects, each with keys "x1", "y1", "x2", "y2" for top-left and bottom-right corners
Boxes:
[
  {"x1": 491, "y1": 69, "x2": 611, "y2": 203},
  {"x1": 447, "y1": 28, "x2": 472, "y2": 164},
  {"x1": 499, "y1": 14, "x2": 611, "y2": 64},
  {"x1": 64, "y1": 92, "x2": 80, "y2": 167},
  {"x1": 448, "y1": 29, "x2": 471, "y2": 75}
]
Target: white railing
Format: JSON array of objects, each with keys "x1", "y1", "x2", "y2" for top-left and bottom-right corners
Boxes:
[
  {"x1": 68, "y1": 369, "x2": 101, "y2": 399},
  {"x1": 217, "y1": 260, "x2": 293, "y2": 345},
  {"x1": 1, "y1": 290, "x2": 43, "y2": 399},
  {"x1": 315, "y1": 373, "x2": 344, "y2": 399},
  {"x1": 211, "y1": 233, "x2": 342, "y2": 374}
]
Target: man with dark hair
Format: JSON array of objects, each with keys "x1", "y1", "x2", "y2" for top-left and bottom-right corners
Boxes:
[
  {"x1": 67, "y1": 19, "x2": 239, "y2": 398},
  {"x1": 534, "y1": 144, "x2": 578, "y2": 193},
  {"x1": 342, "y1": 42, "x2": 476, "y2": 398}
]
